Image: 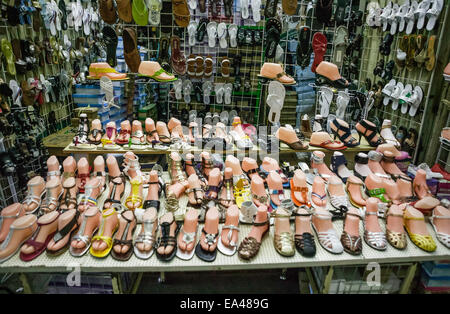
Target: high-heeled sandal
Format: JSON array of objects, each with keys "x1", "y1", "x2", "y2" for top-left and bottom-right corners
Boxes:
[
  {"x1": 330, "y1": 119, "x2": 360, "y2": 147},
  {"x1": 355, "y1": 119, "x2": 385, "y2": 147},
  {"x1": 125, "y1": 177, "x2": 143, "y2": 211},
  {"x1": 103, "y1": 174, "x2": 125, "y2": 211}
]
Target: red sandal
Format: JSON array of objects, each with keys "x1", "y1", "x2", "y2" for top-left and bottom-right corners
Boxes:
[{"x1": 311, "y1": 32, "x2": 327, "y2": 73}]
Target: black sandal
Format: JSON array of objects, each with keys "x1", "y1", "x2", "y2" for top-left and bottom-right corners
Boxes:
[
  {"x1": 265, "y1": 27, "x2": 280, "y2": 59},
  {"x1": 223, "y1": 0, "x2": 233, "y2": 17},
  {"x1": 111, "y1": 211, "x2": 136, "y2": 261},
  {"x1": 195, "y1": 227, "x2": 219, "y2": 262},
  {"x1": 205, "y1": 184, "x2": 221, "y2": 200},
  {"x1": 102, "y1": 25, "x2": 118, "y2": 67},
  {"x1": 264, "y1": 0, "x2": 279, "y2": 17},
  {"x1": 0, "y1": 152, "x2": 16, "y2": 176},
  {"x1": 196, "y1": 18, "x2": 209, "y2": 42},
  {"x1": 355, "y1": 119, "x2": 385, "y2": 147},
  {"x1": 155, "y1": 214, "x2": 180, "y2": 262},
  {"x1": 329, "y1": 119, "x2": 360, "y2": 147},
  {"x1": 292, "y1": 209, "x2": 316, "y2": 257},
  {"x1": 103, "y1": 174, "x2": 125, "y2": 211},
  {"x1": 296, "y1": 26, "x2": 312, "y2": 68}
]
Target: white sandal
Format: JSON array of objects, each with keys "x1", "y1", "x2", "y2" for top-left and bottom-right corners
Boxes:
[
  {"x1": 429, "y1": 212, "x2": 450, "y2": 249},
  {"x1": 218, "y1": 224, "x2": 240, "y2": 256},
  {"x1": 311, "y1": 211, "x2": 344, "y2": 254}
]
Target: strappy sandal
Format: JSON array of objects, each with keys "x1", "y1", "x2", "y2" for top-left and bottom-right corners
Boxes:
[
  {"x1": 237, "y1": 217, "x2": 270, "y2": 260},
  {"x1": 217, "y1": 224, "x2": 240, "y2": 256},
  {"x1": 205, "y1": 183, "x2": 222, "y2": 200},
  {"x1": 59, "y1": 181, "x2": 78, "y2": 213},
  {"x1": 385, "y1": 208, "x2": 407, "y2": 250},
  {"x1": 326, "y1": 188, "x2": 349, "y2": 221},
  {"x1": 168, "y1": 155, "x2": 188, "y2": 185},
  {"x1": 218, "y1": 178, "x2": 234, "y2": 211},
  {"x1": 22, "y1": 178, "x2": 46, "y2": 214},
  {"x1": 90, "y1": 209, "x2": 119, "y2": 258},
  {"x1": 271, "y1": 210, "x2": 295, "y2": 257},
  {"x1": 134, "y1": 213, "x2": 158, "y2": 259},
  {"x1": 77, "y1": 172, "x2": 90, "y2": 194},
  {"x1": 103, "y1": 174, "x2": 125, "y2": 212},
  {"x1": 88, "y1": 128, "x2": 104, "y2": 145},
  {"x1": 78, "y1": 179, "x2": 101, "y2": 213},
  {"x1": 40, "y1": 184, "x2": 63, "y2": 215},
  {"x1": 329, "y1": 119, "x2": 360, "y2": 147},
  {"x1": 311, "y1": 210, "x2": 344, "y2": 254},
  {"x1": 290, "y1": 178, "x2": 310, "y2": 207},
  {"x1": 111, "y1": 210, "x2": 136, "y2": 261},
  {"x1": 340, "y1": 211, "x2": 362, "y2": 255},
  {"x1": 125, "y1": 177, "x2": 143, "y2": 211},
  {"x1": 69, "y1": 208, "x2": 101, "y2": 257},
  {"x1": 366, "y1": 187, "x2": 391, "y2": 205},
  {"x1": 155, "y1": 214, "x2": 180, "y2": 261},
  {"x1": 292, "y1": 208, "x2": 316, "y2": 257},
  {"x1": 363, "y1": 211, "x2": 387, "y2": 251},
  {"x1": 186, "y1": 187, "x2": 204, "y2": 207},
  {"x1": 195, "y1": 227, "x2": 219, "y2": 262},
  {"x1": 47, "y1": 209, "x2": 80, "y2": 256}
]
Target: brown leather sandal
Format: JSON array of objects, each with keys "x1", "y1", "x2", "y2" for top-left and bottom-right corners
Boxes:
[
  {"x1": 237, "y1": 217, "x2": 270, "y2": 260},
  {"x1": 340, "y1": 212, "x2": 362, "y2": 255},
  {"x1": 172, "y1": 0, "x2": 190, "y2": 27},
  {"x1": 123, "y1": 28, "x2": 141, "y2": 73},
  {"x1": 170, "y1": 36, "x2": 186, "y2": 75}
]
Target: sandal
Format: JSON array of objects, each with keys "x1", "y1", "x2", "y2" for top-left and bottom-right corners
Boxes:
[
  {"x1": 340, "y1": 211, "x2": 362, "y2": 255},
  {"x1": 111, "y1": 210, "x2": 136, "y2": 261},
  {"x1": 155, "y1": 212, "x2": 180, "y2": 261},
  {"x1": 385, "y1": 207, "x2": 407, "y2": 250},
  {"x1": 311, "y1": 210, "x2": 344, "y2": 254},
  {"x1": 22, "y1": 176, "x2": 46, "y2": 214},
  {"x1": 290, "y1": 178, "x2": 310, "y2": 207},
  {"x1": 404, "y1": 206, "x2": 436, "y2": 252},
  {"x1": 237, "y1": 215, "x2": 270, "y2": 260},
  {"x1": 329, "y1": 119, "x2": 360, "y2": 147},
  {"x1": 40, "y1": 181, "x2": 63, "y2": 215},
  {"x1": 103, "y1": 174, "x2": 125, "y2": 212},
  {"x1": 90, "y1": 208, "x2": 119, "y2": 258},
  {"x1": 271, "y1": 209, "x2": 295, "y2": 257},
  {"x1": 125, "y1": 177, "x2": 143, "y2": 211},
  {"x1": 172, "y1": 0, "x2": 190, "y2": 27},
  {"x1": 46, "y1": 209, "x2": 80, "y2": 256},
  {"x1": 292, "y1": 208, "x2": 316, "y2": 257},
  {"x1": 429, "y1": 207, "x2": 450, "y2": 249},
  {"x1": 218, "y1": 177, "x2": 234, "y2": 211},
  {"x1": 59, "y1": 179, "x2": 78, "y2": 213},
  {"x1": 134, "y1": 208, "x2": 158, "y2": 259},
  {"x1": 69, "y1": 208, "x2": 101, "y2": 257},
  {"x1": 138, "y1": 60, "x2": 177, "y2": 82},
  {"x1": 355, "y1": 119, "x2": 385, "y2": 147},
  {"x1": 176, "y1": 209, "x2": 198, "y2": 260},
  {"x1": 77, "y1": 179, "x2": 101, "y2": 213},
  {"x1": 170, "y1": 35, "x2": 186, "y2": 75}
]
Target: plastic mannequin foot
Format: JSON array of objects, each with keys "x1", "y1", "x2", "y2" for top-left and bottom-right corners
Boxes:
[
  {"x1": 91, "y1": 208, "x2": 119, "y2": 252},
  {"x1": 20, "y1": 211, "x2": 59, "y2": 256},
  {"x1": 103, "y1": 156, "x2": 125, "y2": 210},
  {"x1": 187, "y1": 174, "x2": 204, "y2": 205},
  {"x1": 46, "y1": 156, "x2": 61, "y2": 181},
  {"x1": 62, "y1": 156, "x2": 77, "y2": 185},
  {"x1": 413, "y1": 169, "x2": 433, "y2": 199},
  {"x1": 311, "y1": 176, "x2": 327, "y2": 208},
  {"x1": 76, "y1": 157, "x2": 90, "y2": 192},
  {"x1": 178, "y1": 208, "x2": 199, "y2": 253},
  {"x1": 205, "y1": 168, "x2": 222, "y2": 199},
  {"x1": 267, "y1": 171, "x2": 285, "y2": 208},
  {"x1": 251, "y1": 175, "x2": 269, "y2": 207},
  {"x1": 220, "y1": 205, "x2": 239, "y2": 249}
]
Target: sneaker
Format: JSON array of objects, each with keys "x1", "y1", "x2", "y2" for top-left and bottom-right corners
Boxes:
[
  {"x1": 417, "y1": 163, "x2": 444, "y2": 180},
  {"x1": 431, "y1": 163, "x2": 450, "y2": 181}
]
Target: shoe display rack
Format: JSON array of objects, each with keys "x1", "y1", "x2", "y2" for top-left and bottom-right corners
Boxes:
[
  {"x1": 0, "y1": 171, "x2": 448, "y2": 294},
  {"x1": 358, "y1": 0, "x2": 449, "y2": 163}
]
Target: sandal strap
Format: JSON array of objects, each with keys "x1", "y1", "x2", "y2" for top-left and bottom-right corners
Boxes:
[
  {"x1": 53, "y1": 210, "x2": 80, "y2": 242},
  {"x1": 311, "y1": 192, "x2": 326, "y2": 200},
  {"x1": 143, "y1": 199, "x2": 160, "y2": 211},
  {"x1": 202, "y1": 227, "x2": 219, "y2": 245}
]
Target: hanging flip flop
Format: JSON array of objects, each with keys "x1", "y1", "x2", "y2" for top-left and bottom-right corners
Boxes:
[
  {"x1": 102, "y1": 25, "x2": 118, "y2": 67},
  {"x1": 311, "y1": 32, "x2": 327, "y2": 73},
  {"x1": 267, "y1": 81, "x2": 285, "y2": 124},
  {"x1": 332, "y1": 26, "x2": 348, "y2": 69},
  {"x1": 207, "y1": 21, "x2": 217, "y2": 48},
  {"x1": 132, "y1": 0, "x2": 149, "y2": 26},
  {"x1": 318, "y1": 86, "x2": 333, "y2": 118},
  {"x1": 147, "y1": 0, "x2": 162, "y2": 25},
  {"x1": 228, "y1": 24, "x2": 238, "y2": 48},
  {"x1": 187, "y1": 20, "x2": 197, "y2": 46},
  {"x1": 408, "y1": 86, "x2": 423, "y2": 117}
]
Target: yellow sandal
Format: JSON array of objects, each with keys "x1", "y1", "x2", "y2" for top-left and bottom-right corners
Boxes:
[
  {"x1": 90, "y1": 208, "x2": 119, "y2": 258},
  {"x1": 404, "y1": 214, "x2": 436, "y2": 252},
  {"x1": 234, "y1": 178, "x2": 251, "y2": 209},
  {"x1": 125, "y1": 177, "x2": 143, "y2": 211}
]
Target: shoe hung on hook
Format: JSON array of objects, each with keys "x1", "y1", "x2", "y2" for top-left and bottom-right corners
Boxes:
[{"x1": 315, "y1": 61, "x2": 349, "y2": 89}]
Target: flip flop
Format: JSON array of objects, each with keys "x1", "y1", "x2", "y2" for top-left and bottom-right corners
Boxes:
[
  {"x1": 264, "y1": 0, "x2": 279, "y2": 17},
  {"x1": 408, "y1": 86, "x2": 423, "y2": 117},
  {"x1": 196, "y1": 18, "x2": 209, "y2": 42},
  {"x1": 405, "y1": 1, "x2": 418, "y2": 34},
  {"x1": 224, "y1": 83, "x2": 233, "y2": 105},
  {"x1": 296, "y1": 26, "x2": 312, "y2": 68},
  {"x1": 380, "y1": 1, "x2": 392, "y2": 32},
  {"x1": 334, "y1": 0, "x2": 347, "y2": 25},
  {"x1": 251, "y1": 0, "x2": 261, "y2": 22},
  {"x1": 132, "y1": 0, "x2": 149, "y2": 26},
  {"x1": 318, "y1": 86, "x2": 333, "y2": 118},
  {"x1": 188, "y1": 0, "x2": 197, "y2": 10},
  {"x1": 382, "y1": 79, "x2": 396, "y2": 106},
  {"x1": 265, "y1": 26, "x2": 280, "y2": 59},
  {"x1": 187, "y1": 20, "x2": 197, "y2": 46},
  {"x1": 390, "y1": 81, "x2": 404, "y2": 111},
  {"x1": 241, "y1": 0, "x2": 249, "y2": 19},
  {"x1": 195, "y1": 228, "x2": 219, "y2": 262},
  {"x1": 217, "y1": 22, "x2": 228, "y2": 49},
  {"x1": 396, "y1": 0, "x2": 410, "y2": 33},
  {"x1": 311, "y1": 32, "x2": 327, "y2": 73},
  {"x1": 138, "y1": 61, "x2": 177, "y2": 82},
  {"x1": 426, "y1": 0, "x2": 443, "y2": 31},
  {"x1": 425, "y1": 35, "x2": 436, "y2": 72},
  {"x1": 183, "y1": 79, "x2": 193, "y2": 104},
  {"x1": 224, "y1": 0, "x2": 233, "y2": 17},
  {"x1": 207, "y1": 21, "x2": 217, "y2": 48},
  {"x1": 267, "y1": 81, "x2": 285, "y2": 124},
  {"x1": 1, "y1": 38, "x2": 16, "y2": 75},
  {"x1": 147, "y1": 0, "x2": 162, "y2": 25},
  {"x1": 415, "y1": 0, "x2": 431, "y2": 30},
  {"x1": 103, "y1": 25, "x2": 118, "y2": 67},
  {"x1": 228, "y1": 24, "x2": 238, "y2": 48},
  {"x1": 399, "y1": 83, "x2": 412, "y2": 114},
  {"x1": 332, "y1": 26, "x2": 348, "y2": 69}
]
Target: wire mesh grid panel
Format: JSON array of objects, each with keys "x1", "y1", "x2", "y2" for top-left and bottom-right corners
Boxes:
[{"x1": 358, "y1": 0, "x2": 448, "y2": 161}]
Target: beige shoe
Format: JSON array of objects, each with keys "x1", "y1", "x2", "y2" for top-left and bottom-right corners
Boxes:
[
  {"x1": 258, "y1": 63, "x2": 295, "y2": 85},
  {"x1": 0, "y1": 215, "x2": 38, "y2": 263}
]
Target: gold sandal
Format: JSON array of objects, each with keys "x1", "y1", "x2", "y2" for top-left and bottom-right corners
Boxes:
[{"x1": 404, "y1": 212, "x2": 437, "y2": 252}]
